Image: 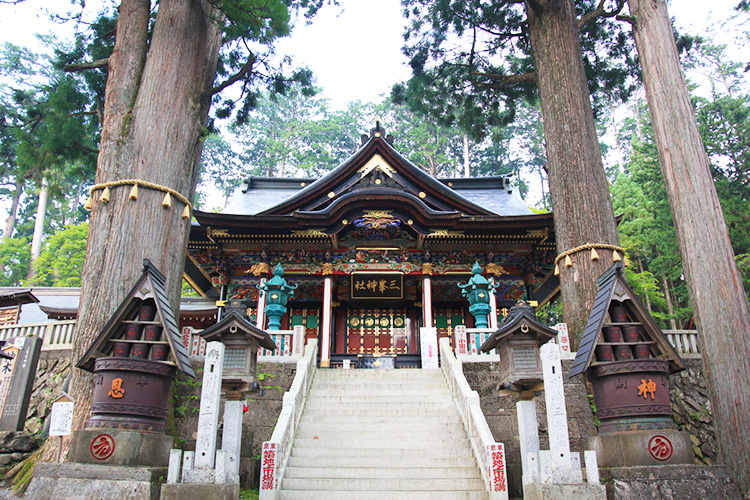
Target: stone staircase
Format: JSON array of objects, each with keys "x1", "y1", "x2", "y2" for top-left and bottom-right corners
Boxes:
[{"x1": 278, "y1": 368, "x2": 488, "y2": 499}]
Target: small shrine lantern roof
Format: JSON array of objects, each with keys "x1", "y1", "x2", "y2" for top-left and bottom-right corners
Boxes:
[
  {"x1": 568, "y1": 262, "x2": 686, "y2": 378},
  {"x1": 480, "y1": 300, "x2": 559, "y2": 352},
  {"x1": 198, "y1": 299, "x2": 276, "y2": 351},
  {"x1": 76, "y1": 260, "x2": 195, "y2": 377}
]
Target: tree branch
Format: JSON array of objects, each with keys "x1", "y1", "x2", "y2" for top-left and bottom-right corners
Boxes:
[
  {"x1": 63, "y1": 58, "x2": 110, "y2": 73},
  {"x1": 75, "y1": 143, "x2": 100, "y2": 155},
  {"x1": 209, "y1": 53, "x2": 257, "y2": 96},
  {"x1": 578, "y1": 0, "x2": 627, "y2": 28},
  {"x1": 472, "y1": 71, "x2": 537, "y2": 88}
]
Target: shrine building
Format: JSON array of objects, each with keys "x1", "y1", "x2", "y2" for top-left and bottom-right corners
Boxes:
[{"x1": 184, "y1": 123, "x2": 559, "y2": 367}]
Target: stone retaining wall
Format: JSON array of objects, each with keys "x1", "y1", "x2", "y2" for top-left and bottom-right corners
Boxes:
[
  {"x1": 669, "y1": 358, "x2": 716, "y2": 464},
  {"x1": 23, "y1": 351, "x2": 72, "y2": 436}
]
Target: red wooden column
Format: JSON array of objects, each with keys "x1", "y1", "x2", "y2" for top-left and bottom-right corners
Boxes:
[
  {"x1": 320, "y1": 265, "x2": 334, "y2": 367},
  {"x1": 422, "y1": 263, "x2": 434, "y2": 328}
]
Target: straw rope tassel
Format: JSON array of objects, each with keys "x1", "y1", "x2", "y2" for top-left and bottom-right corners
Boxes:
[
  {"x1": 182, "y1": 205, "x2": 190, "y2": 219},
  {"x1": 590, "y1": 247, "x2": 599, "y2": 261},
  {"x1": 84, "y1": 195, "x2": 93, "y2": 210},
  {"x1": 129, "y1": 184, "x2": 139, "y2": 200},
  {"x1": 554, "y1": 264, "x2": 560, "y2": 276},
  {"x1": 162, "y1": 192, "x2": 172, "y2": 208},
  {"x1": 100, "y1": 186, "x2": 110, "y2": 202},
  {"x1": 565, "y1": 255, "x2": 573, "y2": 268},
  {"x1": 613, "y1": 250, "x2": 622, "y2": 262}
]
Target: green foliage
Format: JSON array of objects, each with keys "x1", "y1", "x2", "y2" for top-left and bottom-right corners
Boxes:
[
  {"x1": 393, "y1": 0, "x2": 637, "y2": 142},
  {"x1": 31, "y1": 222, "x2": 88, "y2": 287},
  {"x1": 0, "y1": 237, "x2": 30, "y2": 286}
]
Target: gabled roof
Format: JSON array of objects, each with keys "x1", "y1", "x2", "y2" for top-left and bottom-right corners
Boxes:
[
  {"x1": 0, "y1": 289, "x2": 38, "y2": 308},
  {"x1": 205, "y1": 123, "x2": 534, "y2": 223},
  {"x1": 198, "y1": 309, "x2": 276, "y2": 351},
  {"x1": 568, "y1": 263, "x2": 686, "y2": 378},
  {"x1": 77, "y1": 260, "x2": 195, "y2": 377},
  {"x1": 480, "y1": 301, "x2": 559, "y2": 352}
]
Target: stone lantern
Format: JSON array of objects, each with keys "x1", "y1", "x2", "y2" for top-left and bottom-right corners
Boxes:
[
  {"x1": 480, "y1": 300, "x2": 558, "y2": 395},
  {"x1": 198, "y1": 298, "x2": 276, "y2": 400},
  {"x1": 257, "y1": 263, "x2": 298, "y2": 330},
  {"x1": 458, "y1": 261, "x2": 497, "y2": 329}
]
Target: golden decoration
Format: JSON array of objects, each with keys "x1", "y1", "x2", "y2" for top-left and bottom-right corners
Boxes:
[
  {"x1": 375, "y1": 178, "x2": 382, "y2": 185},
  {"x1": 246, "y1": 263, "x2": 271, "y2": 276},
  {"x1": 428, "y1": 229, "x2": 465, "y2": 238},
  {"x1": 486, "y1": 263, "x2": 509, "y2": 276},
  {"x1": 342, "y1": 219, "x2": 348, "y2": 225},
  {"x1": 363, "y1": 210, "x2": 392, "y2": 219},
  {"x1": 379, "y1": 317, "x2": 390, "y2": 327},
  {"x1": 328, "y1": 191, "x2": 335, "y2": 198},
  {"x1": 357, "y1": 153, "x2": 396, "y2": 178},
  {"x1": 291, "y1": 229, "x2": 328, "y2": 237},
  {"x1": 418, "y1": 191, "x2": 426, "y2": 198},
  {"x1": 322, "y1": 263, "x2": 334, "y2": 275},
  {"x1": 422, "y1": 263, "x2": 434, "y2": 275},
  {"x1": 407, "y1": 219, "x2": 414, "y2": 225},
  {"x1": 394, "y1": 317, "x2": 404, "y2": 327}
]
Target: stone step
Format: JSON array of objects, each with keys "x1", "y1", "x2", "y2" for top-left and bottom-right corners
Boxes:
[
  {"x1": 286, "y1": 455, "x2": 478, "y2": 468},
  {"x1": 302, "y1": 407, "x2": 458, "y2": 418},
  {"x1": 281, "y1": 477, "x2": 484, "y2": 492},
  {"x1": 293, "y1": 427, "x2": 470, "y2": 441},
  {"x1": 315, "y1": 369, "x2": 442, "y2": 377},
  {"x1": 283, "y1": 466, "x2": 482, "y2": 480},
  {"x1": 295, "y1": 421, "x2": 464, "y2": 435},
  {"x1": 291, "y1": 435, "x2": 471, "y2": 449},
  {"x1": 303, "y1": 400, "x2": 455, "y2": 410},
  {"x1": 278, "y1": 490, "x2": 488, "y2": 500},
  {"x1": 308, "y1": 385, "x2": 451, "y2": 399},
  {"x1": 280, "y1": 477, "x2": 486, "y2": 491},
  {"x1": 296, "y1": 414, "x2": 463, "y2": 425},
  {"x1": 289, "y1": 446, "x2": 475, "y2": 459}
]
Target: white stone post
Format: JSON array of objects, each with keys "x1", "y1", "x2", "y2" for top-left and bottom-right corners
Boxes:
[
  {"x1": 455, "y1": 325, "x2": 468, "y2": 356},
  {"x1": 320, "y1": 275, "x2": 333, "y2": 367},
  {"x1": 292, "y1": 325, "x2": 305, "y2": 357},
  {"x1": 540, "y1": 342, "x2": 577, "y2": 483},
  {"x1": 181, "y1": 451, "x2": 194, "y2": 483},
  {"x1": 517, "y1": 400, "x2": 541, "y2": 485},
  {"x1": 489, "y1": 289, "x2": 499, "y2": 329},
  {"x1": 422, "y1": 275, "x2": 433, "y2": 328},
  {"x1": 221, "y1": 400, "x2": 243, "y2": 484},
  {"x1": 167, "y1": 449, "x2": 182, "y2": 484},
  {"x1": 186, "y1": 342, "x2": 225, "y2": 483}
]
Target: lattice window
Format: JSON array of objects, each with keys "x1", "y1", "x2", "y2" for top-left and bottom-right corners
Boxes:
[
  {"x1": 513, "y1": 347, "x2": 538, "y2": 370},
  {"x1": 224, "y1": 348, "x2": 247, "y2": 369}
]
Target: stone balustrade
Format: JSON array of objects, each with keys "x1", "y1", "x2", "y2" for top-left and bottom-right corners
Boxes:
[
  {"x1": 258, "y1": 325, "x2": 305, "y2": 361},
  {"x1": 664, "y1": 329, "x2": 700, "y2": 357},
  {"x1": 259, "y1": 339, "x2": 318, "y2": 500},
  {"x1": 439, "y1": 337, "x2": 509, "y2": 499}
]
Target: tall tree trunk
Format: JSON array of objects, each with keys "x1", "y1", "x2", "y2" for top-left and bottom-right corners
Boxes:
[
  {"x1": 638, "y1": 258, "x2": 653, "y2": 314},
  {"x1": 628, "y1": 0, "x2": 750, "y2": 494},
  {"x1": 26, "y1": 176, "x2": 49, "y2": 282},
  {"x1": 526, "y1": 0, "x2": 621, "y2": 347},
  {"x1": 463, "y1": 133, "x2": 470, "y2": 177},
  {"x1": 3, "y1": 176, "x2": 24, "y2": 240},
  {"x1": 55, "y1": 0, "x2": 223, "y2": 462},
  {"x1": 661, "y1": 275, "x2": 677, "y2": 330}
]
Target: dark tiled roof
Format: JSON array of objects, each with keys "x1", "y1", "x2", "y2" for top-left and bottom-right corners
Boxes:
[{"x1": 198, "y1": 310, "x2": 276, "y2": 350}]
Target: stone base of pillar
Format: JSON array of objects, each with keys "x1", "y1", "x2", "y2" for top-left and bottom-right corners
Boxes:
[
  {"x1": 69, "y1": 429, "x2": 173, "y2": 467},
  {"x1": 589, "y1": 429, "x2": 693, "y2": 467},
  {"x1": 161, "y1": 483, "x2": 239, "y2": 500},
  {"x1": 524, "y1": 482, "x2": 606, "y2": 500},
  {"x1": 26, "y1": 463, "x2": 167, "y2": 500}
]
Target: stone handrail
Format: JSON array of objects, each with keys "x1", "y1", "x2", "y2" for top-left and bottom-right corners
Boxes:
[
  {"x1": 439, "y1": 337, "x2": 508, "y2": 499},
  {"x1": 259, "y1": 338, "x2": 318, "y2": 500},
  {"x1": 462, "y1": 327, "x2": 500, "y2": 361},
  {"x1": 0, "y1": 320, "x2": 76, "y2": 351},
  {"x1": 664, "y1": 329, "x2": 700, "y2": 357}
]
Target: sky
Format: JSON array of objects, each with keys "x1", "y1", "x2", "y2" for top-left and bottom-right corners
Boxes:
[{"x1": 1, "y1": 0, "x2": 745, "y2": 110}]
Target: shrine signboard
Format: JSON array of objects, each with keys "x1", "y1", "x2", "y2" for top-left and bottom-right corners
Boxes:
[{"x1": 351, "y1": 273, "x2": 403, "y2": 300}]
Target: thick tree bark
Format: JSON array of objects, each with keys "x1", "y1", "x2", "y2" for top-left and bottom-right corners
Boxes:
[
  {"x1": 3, "y1": 176, "x2": 24, "y2": 240},
  {"x1": 26, "y1": 176, "x2": 49, "y2": 281},
  {"x1": 52, "y1": 0, "x2": 224, "y2": 461},
  {"x1": 526, "y1": 0, "x2": 621, "y2": 347},
  {"x1": 628, "y1": 0, "x2": 750, "y2": 494}
]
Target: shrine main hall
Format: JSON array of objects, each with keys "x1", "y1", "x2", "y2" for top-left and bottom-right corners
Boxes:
[{"x1": 184, "y1": 123, "x2": 559, "y2": 367}]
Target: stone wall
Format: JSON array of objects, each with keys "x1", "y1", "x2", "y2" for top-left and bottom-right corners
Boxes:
[
  {"x1": 23, "y1": 350, "x2": 72, "y2": 435},
  {"x1": 462, "y1": 360, "x2": 598, "y2": 499},
  {"x1": 669, "y1": 358, "x2": 716, "y2": 464},
  {"x1": 170, "y1": 359, "x2": 297, "y2": 458}
]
